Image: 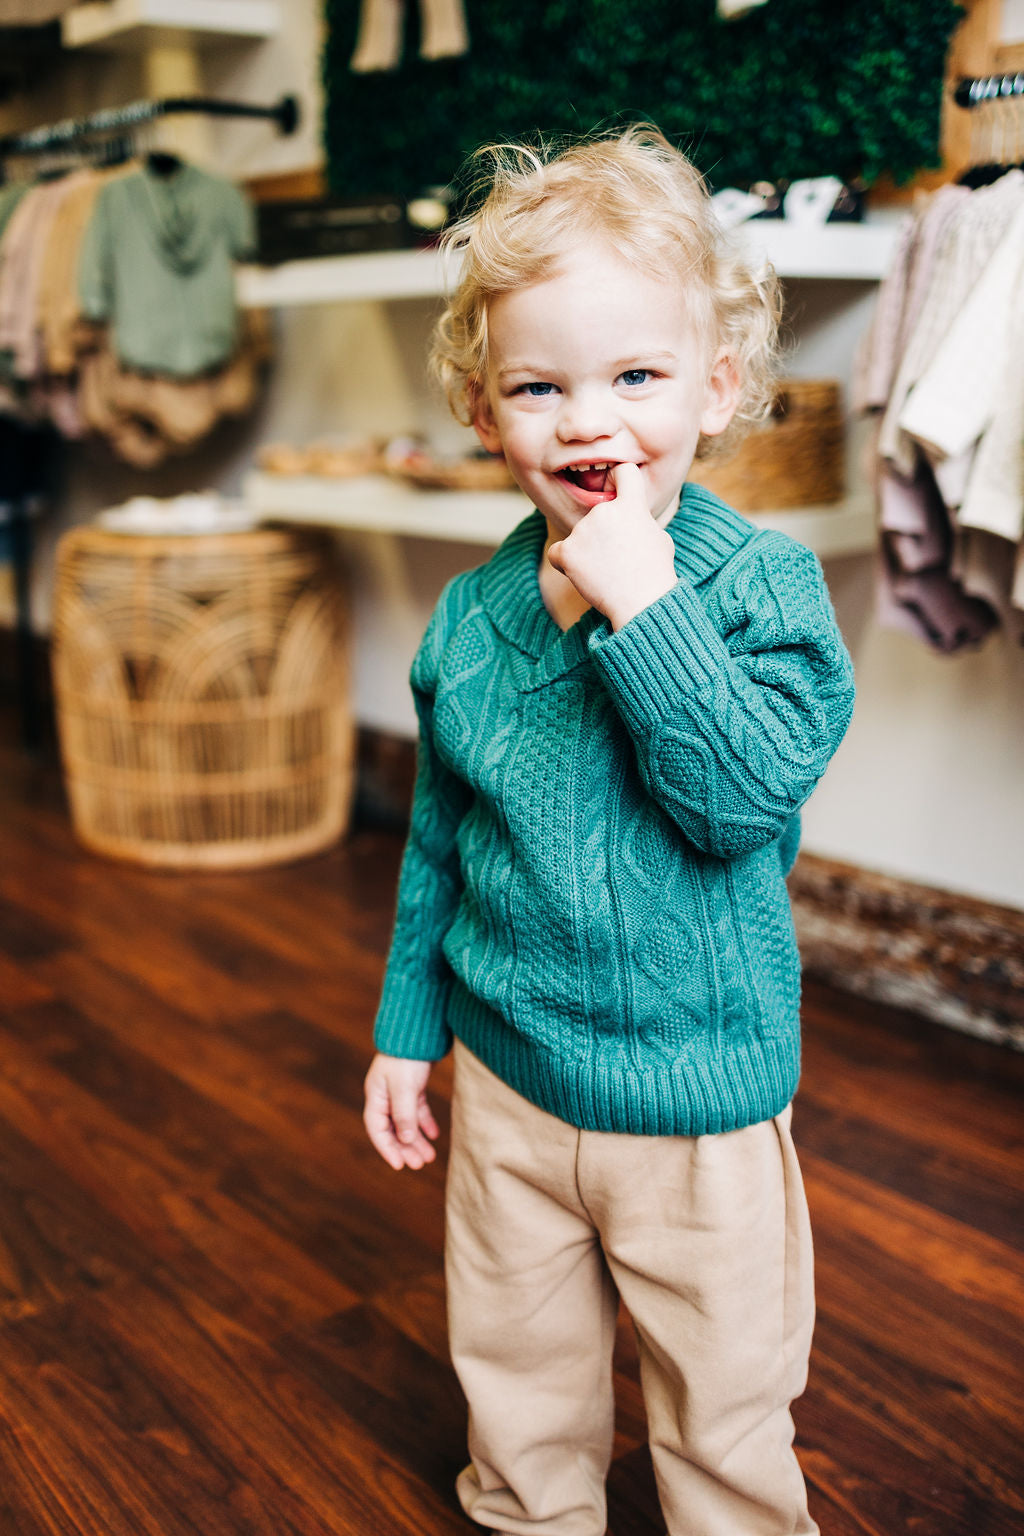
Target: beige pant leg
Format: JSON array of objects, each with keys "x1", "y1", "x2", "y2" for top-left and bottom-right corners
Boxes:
[
  {"x1": 585, "y1": 1106, "x2": 818, "y2": 1536},
  {"x1": 445, "y1": 1042, "x2": 617, "y2": 1536}
]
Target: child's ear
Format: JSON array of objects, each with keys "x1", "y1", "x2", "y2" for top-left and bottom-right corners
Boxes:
[
  {"x1": 700, "y1": 349, "x2": 742, "y2": 438},
  {"x1": 470, "y1": 380, "x2": 503, "y2": 455}
]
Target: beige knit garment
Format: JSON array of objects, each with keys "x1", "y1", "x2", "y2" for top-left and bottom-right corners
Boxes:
[
  {"x1": 878, "y1": 171, "x2": 1024, "y2": 479},
  {"x1": 350, "y1": 0, "x2": 468, "y2": 70},
  {"x1": 899, "y1": 197, "x2": 1024, "y2": 545}
]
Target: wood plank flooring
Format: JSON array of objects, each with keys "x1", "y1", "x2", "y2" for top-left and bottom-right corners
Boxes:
[{"x1": 0, "y1": 724, "x2": 1021, "y2": 1536}]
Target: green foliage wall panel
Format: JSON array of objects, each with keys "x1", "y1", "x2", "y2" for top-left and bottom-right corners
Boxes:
[{"x1": 323, "y1": 0, "x2": 963, "y2": 200}]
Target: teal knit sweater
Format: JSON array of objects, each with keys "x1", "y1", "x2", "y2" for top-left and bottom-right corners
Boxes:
[{"x1": 374, "y1": 485, "x2": 855, "y2": 1136}]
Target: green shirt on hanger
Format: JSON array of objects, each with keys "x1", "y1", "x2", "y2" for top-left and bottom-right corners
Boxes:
[{"x1": 78, "y1": 160, "x2": 255, "y2": 378}]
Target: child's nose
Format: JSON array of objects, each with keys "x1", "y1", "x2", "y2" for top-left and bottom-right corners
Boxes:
[{"x1": 555, "y1": 389, "x2": 617, "y2": 444}]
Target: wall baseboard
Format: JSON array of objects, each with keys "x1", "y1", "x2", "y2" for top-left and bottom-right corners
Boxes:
[{"x1": 789, "y1": 853, "x2": 1024, "y2": 1050}]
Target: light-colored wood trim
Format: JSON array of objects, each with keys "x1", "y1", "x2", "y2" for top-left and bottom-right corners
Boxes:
[
  {"x1": 942, "y1": 0, "x2": 1004, "y2": 181},
  {"x1": 994, "y1": 39, "x2": 1024, "y2": 71},
  {"x1": 244, "y1": 166, "x2": 327, "y2": 205}
]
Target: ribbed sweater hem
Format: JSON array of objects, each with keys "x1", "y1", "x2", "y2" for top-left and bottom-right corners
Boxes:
[{"x1": 448, "y1": 984, "x2": 799, "y2": 1137}]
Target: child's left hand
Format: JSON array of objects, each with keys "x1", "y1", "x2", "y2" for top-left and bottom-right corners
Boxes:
[{"x1": 546, "y1": 463, "x2": 678, "y2": 630}]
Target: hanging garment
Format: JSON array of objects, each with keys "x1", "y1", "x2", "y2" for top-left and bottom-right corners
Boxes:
[
  {"x1": 877, "y1": 171, "x2": 1024, "y2": 480},
  {"x1": 717, "y1": 0, "x2": 771, "y2": 14},
  {"x1": 349, "y1": 0, "x2": 469, "y2": 71},
  {"x1": 953, "y1": 528, "x2": 1022, "y2": 639},
  {"x1": 858, "y1": 173, "x2": 1024, "y2": 650},
  {"x1": 0, "y1": 168, "x2": 124, "y2": 437},
  {"x1": 0, "y1": 181, "x2": 29, "y2": 244},
  {"x1": 0, "y1": 176, "x2": 71, "y2": 380},
  {"x1": 78, "y1": 160, "x2": 255, "y2": 377},
  {"x1": 853, "y1": 185, "x2": 970, "y2": 415},
  {"x1": 37, "y1": 163, "x2": 125, "y2": 375},
  {"x1": 76, "y1": 307, "x2": 272, "y2": 468},
  {"x1": 899, "y1": 198, "x2": 1024, "y2": 547},
  {"x1": 879, "y1": 560, "x2": 998, "y2": 653}
]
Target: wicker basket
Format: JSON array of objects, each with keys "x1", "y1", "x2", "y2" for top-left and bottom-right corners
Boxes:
[
  {"x1": 690, "y1": 378, "x2": 844, "y2": 512},
  {"x1": 52, "y1": 525, "x2": 354, "y2": 870}
]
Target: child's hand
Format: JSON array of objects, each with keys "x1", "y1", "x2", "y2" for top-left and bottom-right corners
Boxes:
[
  {"x1": 363, "y1": 1052, "x2": 440, "y2": 1171},
  {"x1": 547, "y1": 463, "x2": 678, "y2": 630}
]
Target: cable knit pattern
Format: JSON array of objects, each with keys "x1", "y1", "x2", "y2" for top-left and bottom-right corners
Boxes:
[{"x1": 374, "y1": 485, "x2": 855, "y2": 1135}]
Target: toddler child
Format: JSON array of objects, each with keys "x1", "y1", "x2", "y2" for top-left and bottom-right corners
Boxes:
[{"x1": 363, "y1": 124, "x2": 855, "y2": 1536}]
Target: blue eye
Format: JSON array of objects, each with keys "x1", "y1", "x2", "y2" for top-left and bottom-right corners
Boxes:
[
  {"x1": 519, "y1": 381, "x2": 555, "y2": 396},
  {"x1": 620, "y1": 369, "x2": 650, "y2": 387}
]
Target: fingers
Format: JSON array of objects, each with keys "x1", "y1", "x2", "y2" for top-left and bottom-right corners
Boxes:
[
  {"x1": 610, "y1": 460, "x2": 644, "y2": 500},
  {"x1": 363, "y1": 1055, "x2": 438, "y2": 1172},
  {"x1": 546, "y1": 538, "x2": 566, "y2": 573},
  {"x1": 363, "y1": 1070, "x2": 406, "y2": 1170},
  {"x1": 390, "y1": 1077, "x2": 436, "y2": 1167},
  {"x1": 418, "y1": 1095, "x2": 441, "y2": 1142}
]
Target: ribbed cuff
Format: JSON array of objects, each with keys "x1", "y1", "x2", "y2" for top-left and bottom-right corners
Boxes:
[
  {"x1": 588, "y1": 580, "x2": 730, "y2": 732},
  {"x1": 373, "y1": 973, "x2": 453, "y2": 1061}
]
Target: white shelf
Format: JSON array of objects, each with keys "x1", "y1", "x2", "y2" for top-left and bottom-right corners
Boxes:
[
  {"x1": 734, "y1": 220, "x2": 902, "y2": 281},
  {"x1": 245, "y1": 472, "x2": 527, "y2": 545},
  {"x1": 236, "y1": 221, "x2": 903, "y2": 309},
  {"x1": 237, "y1": 247, "x2": 454, "y2": 309},
  {"x1": 243, "y1": 472, "x2": 877, "y2": 559},
  {"x1": 63, "y1": 0, "x2": 280, "y2": 49}
]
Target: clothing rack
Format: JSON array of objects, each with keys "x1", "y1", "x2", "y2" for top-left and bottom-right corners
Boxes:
[
  {"x1": 0, "y1": 92, "x2": 298, "y2": 749},
  {"x1": 954, "y1": 73, "x2": 1024, "y2": 109},
  {"x1": 0, "y1": 93, "x2": 299, "y2": 157}
]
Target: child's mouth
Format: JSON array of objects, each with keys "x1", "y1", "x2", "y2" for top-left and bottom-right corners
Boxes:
[{"x1": 558, "y1": 461, "x2": 618, "y2": 500}]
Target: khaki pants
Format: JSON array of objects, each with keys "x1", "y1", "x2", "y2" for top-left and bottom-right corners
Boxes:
[{"x1": 445, "y1": 1041, "x2": 819, "y2": 1536}]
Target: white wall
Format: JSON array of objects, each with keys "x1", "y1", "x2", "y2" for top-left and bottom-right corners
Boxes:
[
  {"x1": 2, "y1": 3, "x2": 1022, "y2": 912},
  {"x1": 1002, "y1": 0, "x2": 1024, "y2": 43}
]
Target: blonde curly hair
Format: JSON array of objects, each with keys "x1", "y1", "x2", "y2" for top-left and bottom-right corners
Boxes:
[{"x1": 430, "y1": 124, "x2": 782, "y2": 460}]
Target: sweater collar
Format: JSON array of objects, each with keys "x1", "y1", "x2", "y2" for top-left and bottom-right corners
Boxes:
[{"x1": 481, "y1": 483, "x2": 755, "y2": 661}]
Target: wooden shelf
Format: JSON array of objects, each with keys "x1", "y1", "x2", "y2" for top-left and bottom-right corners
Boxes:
[
  {"x1": 236, "y1": 221, "x2": 904, "y2": 309},
  {"x1": 63, "y1": 0, "x2": 280, "y2": 50},
  {"x1": 243, "y1": 472, "x2": 877, "y2": 559}
]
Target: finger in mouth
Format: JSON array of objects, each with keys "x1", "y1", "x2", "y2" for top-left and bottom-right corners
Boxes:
[{"x1": 561, "y1": 461, "x2": 617, "y2": 494}]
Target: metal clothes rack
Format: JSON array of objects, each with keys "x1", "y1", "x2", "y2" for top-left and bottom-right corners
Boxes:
[
  {"x1": 954, "y1": 73, "x2": 1024, "y2": 109},
  {"x1": 0, "y1": 92, "x2": 299, "y2": 157},
  {"x1": 0, "y1": 92, "x2": 299, "y2": 750}
]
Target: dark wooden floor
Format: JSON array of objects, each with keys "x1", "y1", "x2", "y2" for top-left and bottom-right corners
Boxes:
[{"x1": 0, "y1": 722, "x2": 1022, "y2": 1536}]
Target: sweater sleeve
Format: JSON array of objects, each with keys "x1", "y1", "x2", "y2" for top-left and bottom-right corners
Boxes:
[
  {"x1": 372, "y1": 591, "x2": 474, "y2": 1061},
  {"x1": 77, "y1": 182, "x2": 113, "y2": 322},
  {"x1": 588, "y1": 533, "x2": 855, "y2": 858}
]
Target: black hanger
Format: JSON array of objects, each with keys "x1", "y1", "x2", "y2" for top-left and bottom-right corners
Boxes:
[
  {"x1": 146, "y1": 150, "x2": 183, "y2": 177},
  {"x1": 954, "y1": 74, "x2": 1024, "y2": 188}
]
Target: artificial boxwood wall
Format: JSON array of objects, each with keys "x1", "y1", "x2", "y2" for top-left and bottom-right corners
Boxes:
[{"x1": 323, "y1": 0, "x2": 963, "y2": 203}]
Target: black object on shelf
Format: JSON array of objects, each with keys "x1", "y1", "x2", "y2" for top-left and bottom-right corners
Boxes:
[
  {"x1": 256, "y1": 195, "x2": 414, "y2": 264},
  {"x1": 747, "y1": 179, "x2": 865, "y2": 223}
]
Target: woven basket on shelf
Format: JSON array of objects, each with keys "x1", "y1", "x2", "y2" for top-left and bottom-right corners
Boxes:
[
  {"x1": 52, "y1": 525, "x2": 354, "y2": 870},
  {"x1": 690, "y1": 378, "x2": 844, "y2": 512}
]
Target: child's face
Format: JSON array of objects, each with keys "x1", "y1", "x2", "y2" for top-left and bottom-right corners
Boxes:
[{"x1": 472, "y1": 241, "x2": 738, "y2": 538}]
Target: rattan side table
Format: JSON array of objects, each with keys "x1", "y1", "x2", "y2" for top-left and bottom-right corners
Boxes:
[{"x1": 52, "y1": 524, "x2": 354, "y2": 869}]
